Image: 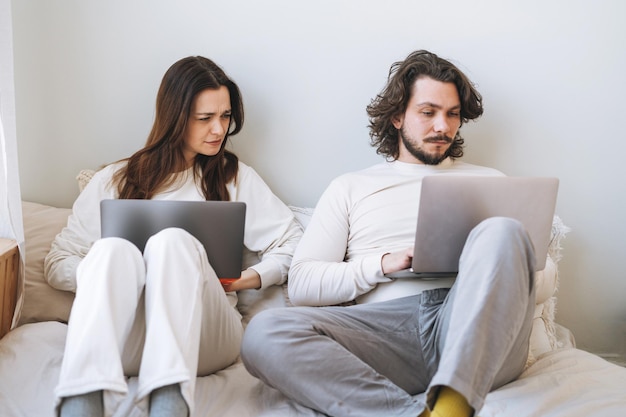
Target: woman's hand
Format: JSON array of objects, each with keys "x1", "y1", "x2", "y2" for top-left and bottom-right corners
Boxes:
[{"x1": 221, "y1": 268, "x2": 261, "y2": 292}]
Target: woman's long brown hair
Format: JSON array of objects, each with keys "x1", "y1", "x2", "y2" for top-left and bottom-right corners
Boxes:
[{"x1": 112, "y1": 56, "x2": 244, "y2": 201}]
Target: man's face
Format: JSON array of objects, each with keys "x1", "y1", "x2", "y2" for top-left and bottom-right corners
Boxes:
[{"x1": 392, "y1": 77, "x2": 462, "y2": 165}]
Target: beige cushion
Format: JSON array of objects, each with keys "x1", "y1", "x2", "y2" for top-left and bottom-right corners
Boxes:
[{"x1": 17, "y1": 201, "x2": 74, "y2": 325}]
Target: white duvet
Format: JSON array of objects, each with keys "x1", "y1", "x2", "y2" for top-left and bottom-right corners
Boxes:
[{"x1": 1, "y1": 284, "x2": 625, "y2": 417}]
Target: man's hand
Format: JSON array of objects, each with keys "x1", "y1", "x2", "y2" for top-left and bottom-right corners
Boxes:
[
  {"x1": 221, "y1": 268, "x2": 261, "y2": 292},
  {"x1": 381, "y1": 247, "x2": 414, "y2": 275}
]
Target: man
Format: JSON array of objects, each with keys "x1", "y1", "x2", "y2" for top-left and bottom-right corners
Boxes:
[{"x1": 241, "y1": 50, "x2": 536, "y2": 417}]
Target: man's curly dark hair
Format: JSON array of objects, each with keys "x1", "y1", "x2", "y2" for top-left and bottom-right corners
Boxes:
[{"x1": 366, "y1": 50, "x2": 483, "y2": 161}]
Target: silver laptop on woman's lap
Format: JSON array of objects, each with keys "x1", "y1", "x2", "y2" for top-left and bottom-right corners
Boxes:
[{"x1": 100, "y1": 199, "x2": 246, "y2": 281}]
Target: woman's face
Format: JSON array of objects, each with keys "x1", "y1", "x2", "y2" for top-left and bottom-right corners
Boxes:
[{"x1": 183, "y1": 86, "x2": 232, "y2": 165}]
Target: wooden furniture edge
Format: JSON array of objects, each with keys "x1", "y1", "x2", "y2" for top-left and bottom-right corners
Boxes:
[{"x1": 0, "y1": 239, "x2": 19, "y2": 339}]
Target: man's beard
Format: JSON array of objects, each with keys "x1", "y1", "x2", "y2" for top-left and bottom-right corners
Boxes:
[{"x1": 400, "y1": 127, "x2": 453, "y2": 165}]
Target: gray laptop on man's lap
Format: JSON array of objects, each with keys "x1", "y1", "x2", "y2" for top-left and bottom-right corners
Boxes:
[
  {"x1": 100, "y1": 199, "x2": 246, "y2": 280},
  {"x1": 387, "y1": 176, "x2": 559, "y2": 279}
]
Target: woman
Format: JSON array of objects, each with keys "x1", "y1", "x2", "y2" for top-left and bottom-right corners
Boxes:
[{"x1": 44, "y1": 56, "x2": 302, "y2": 417}]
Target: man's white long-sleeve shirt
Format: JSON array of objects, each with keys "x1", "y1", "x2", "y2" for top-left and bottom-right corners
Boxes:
[{"x1": 288, "y1": 158, "x2": 504, "y2": 306}]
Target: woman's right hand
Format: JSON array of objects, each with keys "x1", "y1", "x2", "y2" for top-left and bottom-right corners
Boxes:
[{"x1": 221, "y1": 268, "x2": 261, "y2": 292}]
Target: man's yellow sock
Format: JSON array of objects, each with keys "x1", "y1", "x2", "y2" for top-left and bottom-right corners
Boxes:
[{"x1": 430, "y1": 386, "x2": 473, "y2": 417}]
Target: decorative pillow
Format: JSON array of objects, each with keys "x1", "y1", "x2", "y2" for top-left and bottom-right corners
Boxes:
[
  {"x1": 17, "y1": 201, "x2": 74, "y2": 325},
  {"x1": 287, "y1": 205, "x2": 314, "y2": 229},
  {"x1": 16, "y1": 169, "x2": 96, "y2": 325},
  {"x1": 527, "y1": 215, "x2": 571, "y2": 364},
  {"x1": 76, "y1": 168, "x2": 95, "y2": 193}
]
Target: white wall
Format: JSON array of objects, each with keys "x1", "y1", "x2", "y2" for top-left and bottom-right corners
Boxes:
[{"x1": 12, "y1": 0, "x2": 626, "y2": 360}]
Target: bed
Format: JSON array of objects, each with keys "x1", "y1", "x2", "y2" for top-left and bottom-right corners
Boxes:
[{"x1": 1, "y1": 174, "x2": 625, "y2": 417}]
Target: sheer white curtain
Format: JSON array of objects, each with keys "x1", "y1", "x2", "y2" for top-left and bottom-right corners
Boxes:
[{"x1": 1, "y1": 0, "x2": 25, "y2": 327}]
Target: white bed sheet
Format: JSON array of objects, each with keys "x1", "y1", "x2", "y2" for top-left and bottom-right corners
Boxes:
[{"x1": 1, "y1": 285, "x2": 625, "y2": 417}]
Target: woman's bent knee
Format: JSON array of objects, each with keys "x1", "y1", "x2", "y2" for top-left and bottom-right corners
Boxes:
[
  {"x1": 78, "y1": 237, "x2": 144, "y2": 287},
  {"x1": 145, "y1": 227, "x2": 196, "y2": 251},
  {"x1": 90, "y1": 236, "x2": 142, "y2": 257}
]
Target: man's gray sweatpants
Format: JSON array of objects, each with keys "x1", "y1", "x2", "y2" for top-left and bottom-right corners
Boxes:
[{"x1": 241, "y1": 217, "x2": 536, "y2": 417}]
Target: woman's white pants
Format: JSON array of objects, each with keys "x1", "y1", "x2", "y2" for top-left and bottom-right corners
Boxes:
[{"x1": 55, "y1": 228, "x2": 243, "y2": 414}]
